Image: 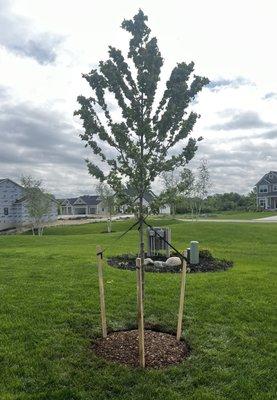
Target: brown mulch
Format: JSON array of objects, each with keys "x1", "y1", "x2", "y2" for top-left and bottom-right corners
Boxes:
[{"x1": 92, "y1": 329, "x2": 189, "y2": 368}]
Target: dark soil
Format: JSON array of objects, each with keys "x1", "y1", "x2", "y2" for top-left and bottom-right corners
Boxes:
[
  {"x1": 92, "y1": 329, "x2": 188, "y2": 368},
  {"x1": 107, "y1": 249, "x2": 233, "y2": 273}
]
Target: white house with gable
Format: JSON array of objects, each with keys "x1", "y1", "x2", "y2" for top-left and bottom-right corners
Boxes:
[{"x1": 0, "y1": 178, "x2": 58, "y2": 231}]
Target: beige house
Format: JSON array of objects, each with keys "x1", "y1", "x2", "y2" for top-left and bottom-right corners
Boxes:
[{"x1": 59, "y1": 195, "x2": 108, "y2": 216}]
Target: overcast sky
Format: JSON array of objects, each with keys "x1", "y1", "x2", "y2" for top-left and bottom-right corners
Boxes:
[{"x1": 0, "y1": 0, "x2": 277, "y2": 197}]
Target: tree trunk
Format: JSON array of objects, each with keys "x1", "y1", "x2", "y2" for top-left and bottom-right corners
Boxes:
[
  {"x1": 198, "y1": 202, "x2": 202, "y2": 219},
  {"x1": 171, "y1": 203, "x2": 176, "y2": 218},
  {"x1": 107, "y1": 217, "x2": 111, "y2": 233},
  {"x1": 107, "y1": 212, "x2": 112, "y2": 233},
  {"x1": 190, "y1": 203, "x2": 194, "y2": 220},
  {"x1": 139, "y1": 195, "x2": 145, "y2": 296},
  {"x1": 139, "y1": 91, "x2": 145, "y2": 296}
]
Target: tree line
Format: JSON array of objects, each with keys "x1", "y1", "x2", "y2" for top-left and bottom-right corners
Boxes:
[
  {"x1": 153, "y1": 160, "x2": 257, "y2": 216},
  {"x1": 175, "y1": 190, "x2": 257, "y2": 215}
]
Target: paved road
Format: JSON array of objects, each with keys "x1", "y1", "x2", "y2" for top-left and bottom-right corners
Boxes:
[
  {"x1": 178, "y1": 218, "x2": 277, "y2": 223},
  {"x1": 51, "y1": 214, "x2": 133, "y2": 227}
]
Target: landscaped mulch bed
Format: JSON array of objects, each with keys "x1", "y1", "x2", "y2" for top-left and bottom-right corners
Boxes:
[
  {"x1": 107, "y1": 250, "x2": 233, "y2": 273},
  {"x1": 92, "y1": 329, "x2": 188, "y2": 368}
]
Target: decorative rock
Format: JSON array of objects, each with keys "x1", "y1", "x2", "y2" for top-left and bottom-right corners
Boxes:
[
  {"x1": 153, "y1": 261, "x2": 167, "y2": 268},
  {"x1": 144, "y1": 258, "x2": 154, "y2": 266},
  {"x1": 165, "y1": 257, "x2": 182, "y2": 267}
]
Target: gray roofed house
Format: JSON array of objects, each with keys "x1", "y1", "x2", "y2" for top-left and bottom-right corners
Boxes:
[
  {"x1": 255, "y1": 171, "x2": 277, "y2": 210},
  {"x1": 59, "y1": 195, "x2": 108, "y2": 215},
  {"x1": 60, "y1": 186, "x2": 171, "y2": 217},
  {"x1": 122, "y1": 187, "x2": 170, "y2": 214},
  {"x1": 124, "y1": 187, "x2": 156, "y2": 203}
]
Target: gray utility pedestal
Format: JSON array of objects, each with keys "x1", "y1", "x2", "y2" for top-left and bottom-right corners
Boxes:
[
  {"x1": 186, "y1": 248, "x2": 190, "y2": 262},
  {"x1": 190, "y1": 241, "x2": 199, "y2": 264},
  {"x1": 147, "y1": 227, "x2": 171, "y2": 257}
]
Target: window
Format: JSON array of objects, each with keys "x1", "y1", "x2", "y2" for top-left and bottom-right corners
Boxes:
[
  {"x1": 259, "y1": 199, "x2": 266, "y2": 208},
  {"x1": 4, "y1": 207, "x2": 9, "y2": 215},
  {"x1": 273, "y1": 185, "x2": 277, "y2": 192},
  {"x1": 259, "y1": 185, "x2": 268, "y2": 193}
]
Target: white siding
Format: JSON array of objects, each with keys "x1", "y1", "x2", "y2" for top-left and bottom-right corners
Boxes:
[
  {"x1": 0, "y1": 180, "x2": 24, "y2": 230},
  {"x1": 0, "y1": 179, "x2": 58, "y2": 231}
]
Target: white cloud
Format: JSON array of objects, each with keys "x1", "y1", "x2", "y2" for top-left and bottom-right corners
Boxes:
[{"x1": 0, "y1": 0, "x2": 277, "y2": 196}]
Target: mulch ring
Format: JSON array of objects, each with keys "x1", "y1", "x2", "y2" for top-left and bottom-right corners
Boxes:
[
  {"x1": 92, "y1": 329, "x2": 189, "y2": 369},
  {"x1": 107, "y1": 249, "x2": 233, "y2": 273}
]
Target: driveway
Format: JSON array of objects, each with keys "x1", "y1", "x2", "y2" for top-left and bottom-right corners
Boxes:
[{"x1": 254, "y1": 215, "x2": 277, "y2": 222}]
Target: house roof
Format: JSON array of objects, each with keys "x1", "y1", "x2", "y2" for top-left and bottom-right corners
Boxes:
[
  {"x1": 124, "y1": 187, "x2": 157, "y2": 203},
  {"x1": 81, "y1": 195, "x2": 102, "y2": 205},
  {"x1": 14, "y1": 194, "x2": 57, "y2": 204},
  {"x1": 256, "y1": 171, "x2": 277, "y2": 185},
  {"x1": 0, "y1": 178, "x2": 23, "y2": 188},
  {"x1": 60, "y1": 195, "x2": 101, "y2": 206}
]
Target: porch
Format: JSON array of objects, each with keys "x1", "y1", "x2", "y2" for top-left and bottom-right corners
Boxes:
[{"x1": 268, "y1": 196, "x2": 277, "y2": 210}]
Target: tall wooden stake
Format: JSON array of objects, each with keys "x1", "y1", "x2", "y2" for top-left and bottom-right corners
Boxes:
[
  {"x1": 176, "y1": 253, "x2": 187, "y2": 341},
  {"x1": 96, "y1": 245, "x2": 107, "y2": 338},
  {"x1": 136, "y1": 257, "x2": 145, "y2": 368}
]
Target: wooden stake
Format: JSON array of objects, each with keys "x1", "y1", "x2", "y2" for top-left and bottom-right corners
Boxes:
[
  {"x1": 96, "y1": 245, "x2": 107, "y2": 338},
  {"x1": 176, "y1": 253, "x2": 187, "y2": 341},
  {"x1": 136, "y1": 257, "x2": 145, "y2": 368}
]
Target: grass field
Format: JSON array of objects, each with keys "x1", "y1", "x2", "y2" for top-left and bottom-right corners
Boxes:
[
  {"x1": 0, "y1": 219, "x2": 276, "y2": 399},
  {"x1": 177, "y1": 210, "x2": 277, "y2": 220}
]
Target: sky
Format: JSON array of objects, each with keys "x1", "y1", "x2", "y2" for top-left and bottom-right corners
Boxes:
[{"x1": 0, "y1": 0, "x2": 277, "y2": 197}]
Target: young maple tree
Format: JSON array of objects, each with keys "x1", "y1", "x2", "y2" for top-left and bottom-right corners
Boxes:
[
  {"x1": 75, "y1": 9, "x2": 209, "y2": 262},
  {"x1": 95, "y1": 182, "x2": 115, "y2": 233}
]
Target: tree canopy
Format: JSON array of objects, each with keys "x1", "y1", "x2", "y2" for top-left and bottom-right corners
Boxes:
[
  {"x1": 75, "y1": 9, "x2": 209, "y2": 198},
  {"x1": 21, "y1": 176, "x2": 53, "y2": 235}
]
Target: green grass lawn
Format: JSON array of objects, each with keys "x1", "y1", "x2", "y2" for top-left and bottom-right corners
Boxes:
[
  {"x1": 177, "y1": 210, "x2": 277, "y2": 220},
  {"x1": 0, "y1": 219, "x2": 276, "y2": 399}
]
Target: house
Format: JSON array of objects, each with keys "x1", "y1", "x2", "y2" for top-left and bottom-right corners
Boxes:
[
  {"x1": 59, "y1": 189, "x2": 170, "y2": 217},
  {"x1": 0, "y1": 178, "x2": 58, "y2": 231},
  {"x1": 255, "y1": 171, "x2": 277, "y2": 210},
  {"x1": 59, "y1": 195, "x2": 108, "y2": 216},
  {"x1": 122, "y1": 187, "x2": 170, "y2": 214}
]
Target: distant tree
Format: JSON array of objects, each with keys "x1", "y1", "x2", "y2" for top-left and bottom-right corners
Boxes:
[
  {"x1": 159, "y1": 168, "x2": 194, "y2": 216},
  {"x1": 96, "y1": 182, "x2": 115, "y2": 233},
  {"x1": 191, "y1": 159, "x2": 211, "y2": 218},
  {"x1": 21, "y1": 176, "x2": 53, "y2": 235},
  {"x1": 75, "y1": 9, "x2": 209, "y2": 286},
  {"x1": 201, "y1": 189, "x2": 258, "y2": 213},
  {"x1": 244, "y1": 189, "x2": 257, "y2": 211},
  {"x1": 159, "y1": 171, "x2": 181, "y2": 217}
]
